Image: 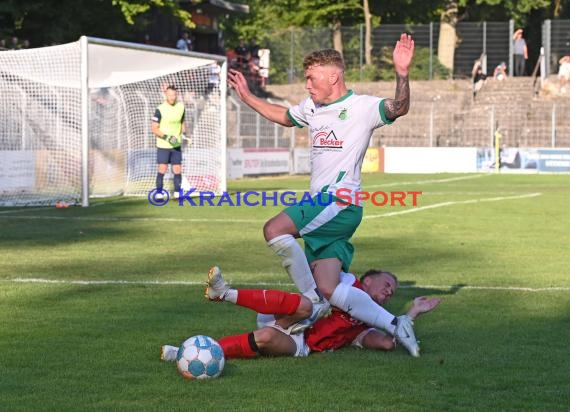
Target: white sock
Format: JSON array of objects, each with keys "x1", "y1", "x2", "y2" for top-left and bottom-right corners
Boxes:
[
  {"x1": 224, "y1": 288, "x2": 238, "y2": 304},
  {"x1": 329, "y1": 282, "x2": 397, "y2": 334},
  {"x1": 267, "y1": 234, "x2": 320, "y2": 301}
]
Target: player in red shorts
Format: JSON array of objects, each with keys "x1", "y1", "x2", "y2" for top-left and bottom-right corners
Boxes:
[{"x1": 161, "y1": 267, "x2": 440, "y2": 360}]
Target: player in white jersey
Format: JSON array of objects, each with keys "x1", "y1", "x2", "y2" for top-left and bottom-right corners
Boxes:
[{"x1": 227, "y1": 33, "x2": 416, "y2": 352}]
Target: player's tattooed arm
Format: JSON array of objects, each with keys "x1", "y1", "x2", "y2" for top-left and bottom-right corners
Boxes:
[{"x1": 384, "y1": 74, "x2": 410, "y2": 121}]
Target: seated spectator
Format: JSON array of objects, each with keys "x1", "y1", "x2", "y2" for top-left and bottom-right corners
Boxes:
[
  {"x1": 472, "y1": 59, "x2": 487, "y2": 99},
  {"x1": 493, "y1": 62, "x2": 507, "y2": 81},
  {"x1": 558, "y1": 55, "x2": 570, "y2": 94},
  {"x1": 0, "y1": 39, "x2": 6, "y2": 50}
]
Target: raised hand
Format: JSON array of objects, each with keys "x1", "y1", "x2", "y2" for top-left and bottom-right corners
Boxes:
[
  {"x1": 228, "y1": 69, "x2": 252, "y2": 101},
  {"x1": 393, "y1": 33, "x2": 415, "y2": 77}
]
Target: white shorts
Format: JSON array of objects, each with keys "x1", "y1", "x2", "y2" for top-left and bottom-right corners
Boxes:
[
  {"x1": 256, "y1": 313, "x2": 311, "y2": 357},
  {"x1": 351, "y1": 328, "x2": 377, "y2": 349}
]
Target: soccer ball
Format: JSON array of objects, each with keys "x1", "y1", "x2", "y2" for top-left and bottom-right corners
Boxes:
[{"x1": 176, "y1": 335, "x2": 225, "y2": 380}]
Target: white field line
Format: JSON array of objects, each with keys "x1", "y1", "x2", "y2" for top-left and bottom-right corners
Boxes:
[
  {"x1": 363, "y1": 192, "x2": 542, "y2": 220},
  {"x1": 0, "y1": 193, "x2": 541, "y2": 223},
  {"x1": 364, "y1": 174, "x2": 487, "y2": 189},
  {"x1": 277, "y1": 174, "x2": 488, "y2": 193},
  {"x1": 2, "y1": 277, "x2": 568, "y2": 292},
  {"x1": 419, "y1": 191, "x2": 523, "y2": 196},
  {"x1": 0, "y1": 175, "x2": 488, "y2": 214}
]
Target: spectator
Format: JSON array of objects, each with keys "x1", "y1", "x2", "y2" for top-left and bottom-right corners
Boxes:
[
  {"x1": 248, "y1": 39, "x2": 260, "y2": 58},
  {"x1": 21, "y1": 39, "x2": 30, "y2": 49},
  {"x1": 244, "y1": 51, "x2": 262, "y2": 95},
  {"x1": 226, "y1": 48, "x2": 238, "y2": 69},
  {"x1": 472, "y1": 59, "x2": 487, "y2": 99},
  {"x1": 176, "y1": 32, "x2": 192, "y2": 51},
  {"x1": 512, "y1": 29, "x2": 528, "y2": 76},
  {"x1": 493, "y1": 62, "x2": 507, "y2": 81},
  {"x1": 557, "y1": 55, "x2": 570, "y2": 94},
  {"x1": 9, "y1": 36, "x2": 19, "y2": 50},
  {"x1": 258, "y1": 48, "x2": 270, "y2": 89},
  {"x1": 235, "y1": 39, "x2": 248, "y2": 58},
  {"x1": 0, "y1": 39, "x2": 7, "y2": 50}
]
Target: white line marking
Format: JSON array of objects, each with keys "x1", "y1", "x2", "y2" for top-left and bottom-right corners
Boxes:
[
  {"x1": 364, "y1": 174, "x2": 486, "y2": 189},
  {"x1": 363, "y1": 192, "x2": 542, "y2": 220},
  {"x1": 0, "y1": 192, "x2": 542, "y2": 224},
  {"x1": 252, "y1": 175, "x2": 487, "y2": 193},
  {"x1": 419, "y1": 191, "x2": 523, "y2": 196},
  {"x1": 2, "y1": 277, "x2": 568, "y2": 292}
]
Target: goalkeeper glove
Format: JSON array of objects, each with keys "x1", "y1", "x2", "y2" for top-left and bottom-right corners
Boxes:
[{"x1": 165, "y1": 135, "x2": 179, "y2": 146}]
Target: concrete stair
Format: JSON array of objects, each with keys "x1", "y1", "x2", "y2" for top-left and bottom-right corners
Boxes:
[{"x1": 262, "y1": 77, "x2": 570, "y2": 148}]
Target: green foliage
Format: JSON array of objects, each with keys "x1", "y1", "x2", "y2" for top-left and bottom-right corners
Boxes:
[
  {"x1": 0, "y1": 0, "x2": 193, "y2": 46},
  {"x1": 345, "y1": 64, "x2": 380, "y2": 82},
  {"x1": 262, "y1": 27, "x2": 333, "y2": 84},
  {"x1": 411, "y1": 46, "x2": 452, "y2": 80},
  {"x1": 112, "y1": 0, "x2": 193, "y2": 28}
]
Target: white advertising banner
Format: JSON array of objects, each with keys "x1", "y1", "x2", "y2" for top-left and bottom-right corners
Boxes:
[
  {"x1": 227, "y1": 148, "x2": 244, "y2": 179},
  {"x1": 384, "y1": 147, "x2": 478, "y2": 173},
  {"x1": 227, "y1": 148, "x2": 290, "y2": 178},
  {"x1": 293, "y1": 148, "x2": 311, "y2": 174},
  {"x1": 241, "y1": 148, "x2": 290, "y2": 175}
]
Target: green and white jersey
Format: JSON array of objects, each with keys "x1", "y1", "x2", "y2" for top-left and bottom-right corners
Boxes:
[{"x1": 287, "y1": 90, "x2": 393, "y2": 204}]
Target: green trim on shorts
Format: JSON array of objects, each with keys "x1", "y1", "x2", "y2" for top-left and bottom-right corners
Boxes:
[{"x1": 283, "y1": 192, "x2": 363, "y2": 272}]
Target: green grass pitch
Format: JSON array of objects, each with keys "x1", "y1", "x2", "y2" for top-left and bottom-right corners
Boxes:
[{"x1": 1, "y1": 173, "x2": 569, "y2": 411}]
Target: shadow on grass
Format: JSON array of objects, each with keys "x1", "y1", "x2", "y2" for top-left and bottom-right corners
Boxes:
[{"x1": 2, "y1": 282, "x2": 568, "y2": 411}]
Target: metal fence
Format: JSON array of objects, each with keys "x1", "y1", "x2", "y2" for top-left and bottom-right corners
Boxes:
[
  {"x1": 227, "y1": 96, "x2": 294, "y2": 148},
  {"x1": 227, "y1": 19, "x2": 570, "y2": 150},
  {"x1": 261, "y1": 19, "x2": 570, "y2": 83},
  {"x1": 373, "y1": 101, "x2": 570, "y2": 149},
  {"x1": 226, "y1": 96, "x2": 570, "y2": 150}
]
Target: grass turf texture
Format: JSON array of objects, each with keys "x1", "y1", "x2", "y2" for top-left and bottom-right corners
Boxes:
[{"x1": 0, "y1": 173, "x2": 569, "y2": 411}]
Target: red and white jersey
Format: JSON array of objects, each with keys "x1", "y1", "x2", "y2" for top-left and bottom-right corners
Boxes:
[{"x1": 305, "y1": 272, "x2": 368, "y2": 352}]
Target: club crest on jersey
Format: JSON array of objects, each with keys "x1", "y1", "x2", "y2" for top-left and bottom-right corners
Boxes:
[
  {"x1": 338, "y1": 108, "x2": 347, "y2": 120},
  {"x1": 312, "y1": 130, "x2": 344, "y2": 149}
]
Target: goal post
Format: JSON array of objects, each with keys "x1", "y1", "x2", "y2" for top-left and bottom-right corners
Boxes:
[{"x1": 0, "y1": 36, "x2": 227, "y2": 207}]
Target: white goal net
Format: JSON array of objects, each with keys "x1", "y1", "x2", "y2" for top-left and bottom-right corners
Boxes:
[{"x1": 0, "y1": 37, "x2": 226, "y2": 207}]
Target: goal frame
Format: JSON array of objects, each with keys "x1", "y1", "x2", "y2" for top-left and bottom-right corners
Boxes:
[{"x1": 79, "y1": 36, "x2": 227, "y2": 207}]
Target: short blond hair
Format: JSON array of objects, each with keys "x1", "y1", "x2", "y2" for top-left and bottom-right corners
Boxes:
[{"x1": 303, "y1": 49, "x2": 345, "y2": 71}]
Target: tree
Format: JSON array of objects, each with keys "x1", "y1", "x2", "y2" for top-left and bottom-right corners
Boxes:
[
  {"x1": 363, "y1": 0, "x2": 373, "y2": 66},
  {"x1": 0, "y1": 0, "x2": 192, "y2": 46},
  {"x1": 437, "y1": 0, "x2": 461, "y2": 72},
  {"x1": 111, "y1": 0, "x2": 192, "y2": 27},
  {"x1": 435, "y1": 0, "x2": 553, "y2": 74}
]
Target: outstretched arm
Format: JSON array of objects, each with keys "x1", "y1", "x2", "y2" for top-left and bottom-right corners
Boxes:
[
  {"x1": 228, "y1": 69, "x2": 293, "y2": 127},
  {"x1": 407, "y1": 296, "x2": 441, "y2": 320},
  {"x1": 383, "y1": 33, "x2": 414, "y2": 121}
]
